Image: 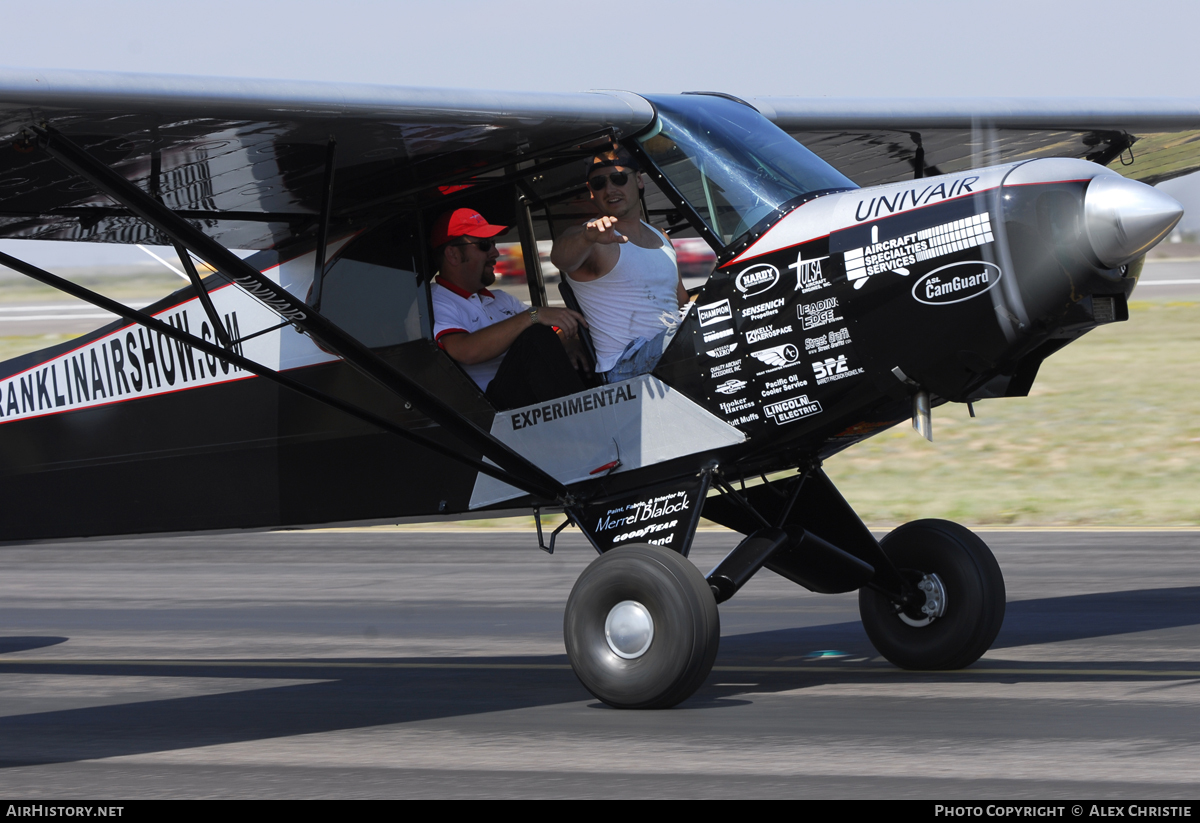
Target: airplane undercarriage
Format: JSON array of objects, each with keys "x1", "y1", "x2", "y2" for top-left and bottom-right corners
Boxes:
[{"x1": 558, "y1": 467, "x2": 1006, "y2": 708}]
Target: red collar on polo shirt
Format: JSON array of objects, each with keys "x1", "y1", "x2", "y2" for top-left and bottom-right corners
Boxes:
[{"x1": 435, "y1": 276, "x2": 493, "y2": 300}]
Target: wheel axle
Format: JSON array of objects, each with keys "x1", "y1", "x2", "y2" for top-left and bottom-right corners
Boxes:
[{"x1": 897, "y1": 572, "x2": 947, "y2": 627}]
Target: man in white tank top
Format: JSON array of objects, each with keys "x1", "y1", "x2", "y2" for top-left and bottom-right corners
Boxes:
[{"x1": 551, "y1": 148, "x2": 689, "y2": 383}]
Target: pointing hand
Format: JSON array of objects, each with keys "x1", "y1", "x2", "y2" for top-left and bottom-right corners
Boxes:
[{"x1": 584, "y1": 215, "x2": 627, "y2": 245}]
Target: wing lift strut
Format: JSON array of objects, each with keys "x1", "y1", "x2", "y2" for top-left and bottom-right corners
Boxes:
[{"x1": 12, "y1": 125, "x2": 571, "y2": 505}]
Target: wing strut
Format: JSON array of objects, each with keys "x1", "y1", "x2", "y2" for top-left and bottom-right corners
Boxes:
[
  {"x1": 0, "y1": 248, "x2": 551, "y2": 495},
  {"x1": 171, "y1": 241, "x2": 233, "y2": 349},
  {"x1": 32, "y1": 124, "x2": 570, "y2": 504},
  {"x1": 308, "y1": 138, "x2": 337, "y2": 310},
  {"x1": 150, "y1": 140, "x2": 233, "y2": 350}
]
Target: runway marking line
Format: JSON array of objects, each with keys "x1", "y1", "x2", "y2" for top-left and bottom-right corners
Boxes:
[{"x1": 0, "y1": 659, "x2": 1198, "y2": 678}]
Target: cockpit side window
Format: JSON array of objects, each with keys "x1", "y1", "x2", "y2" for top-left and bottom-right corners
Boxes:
[{"x1": 319, "y1": 217, "x2": 431, "y2": 349}]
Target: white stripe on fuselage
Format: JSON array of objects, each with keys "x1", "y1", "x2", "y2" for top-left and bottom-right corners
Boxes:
[
  {"x1": 0, "y1": 247, "x2": 346, "y2": 425},
  {"x1": 732, "y1": 166, "x2": 1014, "y2": 264}
]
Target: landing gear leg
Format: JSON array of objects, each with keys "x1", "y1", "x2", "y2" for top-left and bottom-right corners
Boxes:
[
  {"x1": 859, "y1": 519, "x2": 1006, "y2": 670},
  {"x1": 564, "y1": 544, "x2": 720, "y2": 709}
]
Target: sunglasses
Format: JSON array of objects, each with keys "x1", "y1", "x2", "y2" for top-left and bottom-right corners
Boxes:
[
  {"x1": 449, "y1": 239, "x2": 496, "y2": 252},
  {"x1": 587, "y1": 171, "x2": 633, "y2": 190}
]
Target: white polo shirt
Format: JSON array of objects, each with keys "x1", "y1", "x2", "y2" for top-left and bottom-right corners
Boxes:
[{"x1": 431, "y1": 277, "x2": 528, "y2": 391}]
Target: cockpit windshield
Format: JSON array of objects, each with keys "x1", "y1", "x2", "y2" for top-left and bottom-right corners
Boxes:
[{"x1": 639, "y1": 94, "x2": 856, "y2": 247}]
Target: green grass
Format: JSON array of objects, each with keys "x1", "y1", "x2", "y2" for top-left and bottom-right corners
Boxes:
[
  {"x1": 0, "y1": 266, "x2": 185, "y2": 362},
  {"x1": 0, "y1": 268, "x2": 185, "y2": 303},
  {"x1": 0, "y1": 334, "x2": 74, "y2": 363}
]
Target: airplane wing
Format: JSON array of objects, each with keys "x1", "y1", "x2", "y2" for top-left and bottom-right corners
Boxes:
[
  {"x1": 749, "y1": 96, "x2": 1200, "y2": 187},
  {"x1": 4, "y1": 72, "x2": 1200, "y2": 253},
  {"x1": 0, "y1": 68, "x2": 654, "y2": 249}
]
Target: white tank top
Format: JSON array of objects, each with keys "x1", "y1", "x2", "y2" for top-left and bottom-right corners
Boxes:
[{"x1": 568, "y1": 223, "x2": 679, "y2": 372}]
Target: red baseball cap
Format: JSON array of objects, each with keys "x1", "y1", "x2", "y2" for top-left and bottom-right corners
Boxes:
[{"x1": 430, "y1": 208, "x2": 509, "y2": 247}]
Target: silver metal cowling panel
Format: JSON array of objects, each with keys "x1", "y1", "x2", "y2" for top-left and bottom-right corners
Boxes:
[{"x1": 469, "y1": 375, "x2": 745, "y2": 509}]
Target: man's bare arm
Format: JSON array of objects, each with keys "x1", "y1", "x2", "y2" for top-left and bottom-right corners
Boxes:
[
  {"x1": 551, "y1": 216, "x2": 626, "y2": 275},
  {"x1": 440, "y1": 306, "x2": 586, "y2": 365},
  {"x1": 561, "y1": 335, "x2": 592, "y2": 375}
]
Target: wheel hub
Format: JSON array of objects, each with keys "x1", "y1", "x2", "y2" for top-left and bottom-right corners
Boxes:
[
  {"x1": 605, "y1": 600, "x2": 655, "y2": 659},
  {"x1": 898, "y1": 573, "x2": 947, "y2": 627}
]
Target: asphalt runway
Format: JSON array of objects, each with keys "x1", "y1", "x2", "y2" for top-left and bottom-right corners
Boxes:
[
  {"x1": 1133, "y1": 259, "x2": 1200, "y2": 300},
  {"x1": 0, "y1": 300, "x2": 152, "y2": 337},
  {"x1": 0, "y1": 528, "x2": 1198, "y2": 799}
]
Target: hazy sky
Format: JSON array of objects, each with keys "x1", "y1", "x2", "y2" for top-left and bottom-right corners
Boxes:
[
  {"x1": 3, "y1": 0, "x2": 1200, "y2": 266},
  {"x1": 3, "y1": 0, "x2": 1199, "y2": 98}
]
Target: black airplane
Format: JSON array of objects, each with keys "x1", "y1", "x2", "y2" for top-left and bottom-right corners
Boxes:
[{"x1": 0, "y1": 70, "x2": 1189, "y2": 708}]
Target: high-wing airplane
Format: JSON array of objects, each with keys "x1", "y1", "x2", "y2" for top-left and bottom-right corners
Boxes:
[{"x1": 0, "y1": 69, "x2": 1191, "y2": 709}]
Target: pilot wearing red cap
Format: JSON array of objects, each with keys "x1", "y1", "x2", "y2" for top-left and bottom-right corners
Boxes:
[{"x1": 430, "y1": 208, "x2": 588, "y2": 410}]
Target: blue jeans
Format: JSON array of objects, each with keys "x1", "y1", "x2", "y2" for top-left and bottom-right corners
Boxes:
[{"x1": 603, "y1": 327, "x2": 670, "y2": 384}]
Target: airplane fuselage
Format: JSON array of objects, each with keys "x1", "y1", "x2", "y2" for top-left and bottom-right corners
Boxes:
[{"x1": 0, "y1": 157, "x2": 1179, "y2": 541}]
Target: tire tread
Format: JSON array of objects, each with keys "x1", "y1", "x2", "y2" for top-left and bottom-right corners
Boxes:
[{"x1": 858, "y1": 519, "x2": 1005, "y2": 670}]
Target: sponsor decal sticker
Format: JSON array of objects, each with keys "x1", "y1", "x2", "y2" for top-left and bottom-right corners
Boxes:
[
  {"x1": 697, "y1": 299, "x2": 733, "y2": 327},
  {"x1": 745, "y1": 324, "x2": 793, "y2": 345},
  {"x1": 751, "y1": 343, "x2": 800, "y2": 369},
  {"x1": 709, "y1": 359, "x2": 742, "y2": 379},
  {"x1": 844, "y1": 232, "x2": 922, "y2": 286},
  {"x1": 705, "y1": 342, "x2": 738, "y2": 359},
  {"x1": 760, "y1": 373, "x2": 807, "y2": 398},
  {"x1": 853, "y1": 176, "x2": 981, "y2": 222},
  {"x1": 729, "y1": 412, "x2": 760, "y2": 425},
  {"x1": 913, "y1": 261, "x2": 1003, "y2": 305},
  {"x1": 702, "y1": 327, "x2": 734, "y2": 343},
  {"x1": 735, "y1": 263, "x2": 780, "y2": 296},
  {"x1": 0, "y1": 308, "x2": 249, "y2": 425},
  {"x1": 844, "y1": 212, "x2": 993, "y2": 290},
  {"x1": 811, "y1": 354, "x2": 864, "y2": 385},
  {"x1": 615, "y1": 521, "x2": 678, "y2": 545},
  {"x1": 790, "y1": 254, "x2": 831, "y2": 294},
  {"x1": 594, "y1": 489, "x2": 691, "y2": 539},
  {"x1": 762, "y1": 394, "x2": 823, "y2": 425},
  {"x1": 510, "y1": 384, "x2": 638, "y2": 430},
  {"x1": 798, "y1": 297, "x2": 843, "y2": 331},
  {"x1": 580, "y1": 478, "x2": 709, "y2": 551},
  {"x1": 740, "y1": 296, "x2": 786, "y2": 321},
  {"x1": 718, "y1": 396, "x2": 755, "y2": 415},
  {"x1": 804, "y1": 326, "x2": 852, "y2": 354},
  {"x1": 715, "y1": 378, "x2": 748, "y2": 395}
]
